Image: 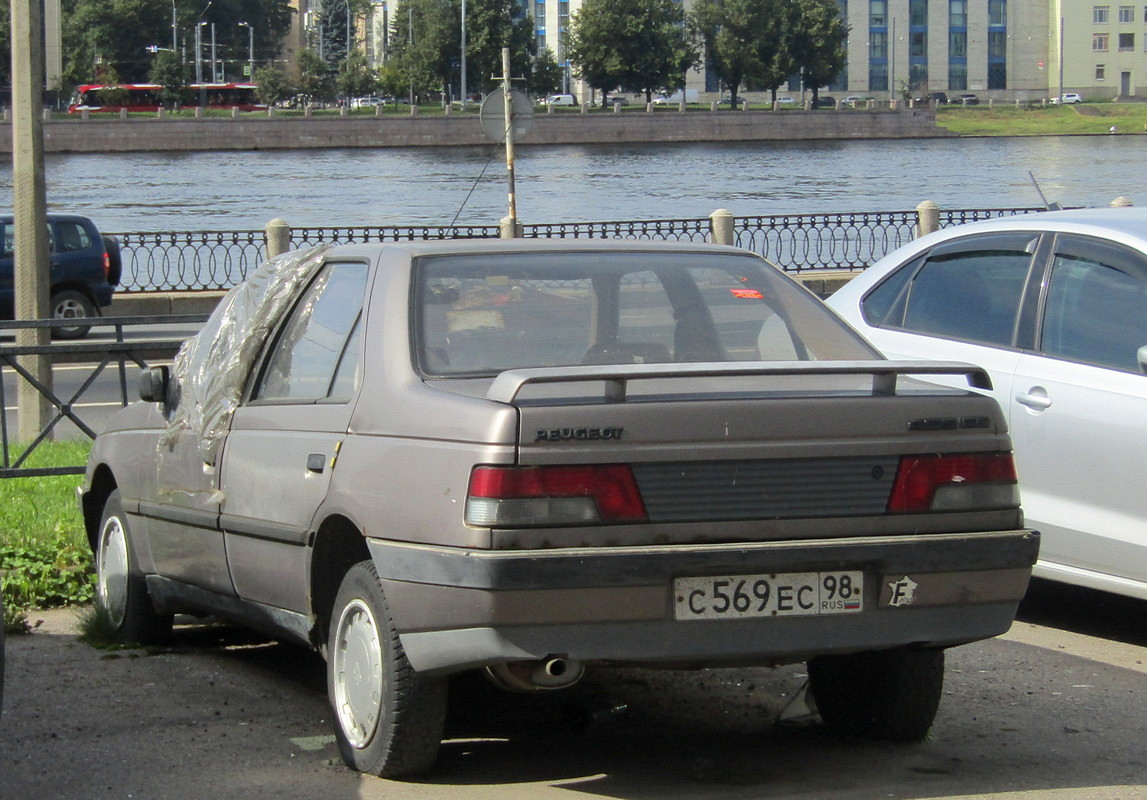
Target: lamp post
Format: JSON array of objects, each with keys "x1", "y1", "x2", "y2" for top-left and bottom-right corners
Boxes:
[
  {"x1": 171, "y1": 0, "x2": 178, "y2": 53},
  {"x1": 345, "y1": 0, "x2": 352, "y2": 58},
  {"x1": 238, "y1": 21, "x2": 254, "y2": 80},
  {"x1": 195, "y1": 21, "x2": 206, "y2": 83},
  {"x1": 211, "y1": 22, "x2": 217, "y2": 82},
  {"x1": 460, "y1": 0, "x2": 467, "y2": 104}
]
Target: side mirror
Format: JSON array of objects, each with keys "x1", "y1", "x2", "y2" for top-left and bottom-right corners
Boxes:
[{"x1": 139, "y1": 365, "x2": 170, "y2": 404}]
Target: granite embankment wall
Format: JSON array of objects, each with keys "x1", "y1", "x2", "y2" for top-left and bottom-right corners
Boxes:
[{"x1": 0, "y1": 107, "x2": 952, "y2": 153}]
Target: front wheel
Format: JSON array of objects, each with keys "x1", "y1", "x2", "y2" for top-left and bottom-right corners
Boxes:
[
  {"x1": 50, "y1": 289, "x2": 97, "y2": 339},
  {"x1": 95, "y1": 489, "x2": 173, "y2": 644},
  {"x1": 328, "y1": 561, "x2": 448, "y2": 778},
  {"x1": 807, "y1": 647, "x2": 945, "y2": 742}
]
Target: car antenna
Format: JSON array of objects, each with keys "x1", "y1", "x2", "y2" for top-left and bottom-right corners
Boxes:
[{"x1": 1028, "y1": 171, "x2": 1062, "y2": 211}]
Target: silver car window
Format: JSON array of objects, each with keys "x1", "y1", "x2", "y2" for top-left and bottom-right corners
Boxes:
[
  {"x1": 255, "y1": 261, "x2": 368, "y2": 401},
  {"x1": 415, "y1": 251, "x2": 876, "y2": 377},
  {"x1": 1041, "y1": 255, "x2": 1147, "y2": 372}
]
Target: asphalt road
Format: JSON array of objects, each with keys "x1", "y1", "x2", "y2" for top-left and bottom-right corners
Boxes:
[{"x1": 1, "y1": 579, "x2": 1145, "y2": 800}]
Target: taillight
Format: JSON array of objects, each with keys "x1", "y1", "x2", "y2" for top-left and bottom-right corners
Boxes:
[
  {"x1": 465, "y1": 464, "x2": 648, "y2": 527},
  {"x1": 888, "y1": 453, "x2": 1019, "y2": 513},
  {"x1": 102, "y1": 250, "x2": 110, "y2": 279}
]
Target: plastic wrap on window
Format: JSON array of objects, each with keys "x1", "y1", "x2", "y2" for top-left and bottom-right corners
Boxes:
[{"x1": 160, "y1": 246, "x2": 329, "y2": 468}]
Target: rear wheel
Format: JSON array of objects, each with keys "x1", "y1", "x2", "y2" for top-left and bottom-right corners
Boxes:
[
  {"x1": 328, "y1": 561, "x2": 448, "y2": 778},
  {"x1": 50, "y1": 289, "x2": 97, "y2": 339},
  {"x1": 95, "y1": 489, "x2": 173, "y2": 644},
  {"x1": 807, "y1": 647, "x2": 945, "y2": 742}
]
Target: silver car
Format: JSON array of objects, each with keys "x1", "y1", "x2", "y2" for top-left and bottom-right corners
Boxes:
[
  {"x1": 81, "y1": 239, "x2": 1037, "y2": 777},
  {"x1": 828, "y1": 207, "x2": 1147, "y2": 603}
]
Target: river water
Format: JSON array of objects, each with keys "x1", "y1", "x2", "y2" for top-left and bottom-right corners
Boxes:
[{"x1": 3, "y1": 135, "x2": 1146, "y2": 231}]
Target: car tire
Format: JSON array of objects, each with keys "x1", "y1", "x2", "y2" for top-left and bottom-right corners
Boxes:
[
  {"x1": 95, "y1": 489, "x2": 173, "y2": 644},
  {"x1": 328, "y1": 561, "x2": 448, "y2": 778},
  {"x1": 807, "y1": 647, "x2": 944, "y2": 742},
  {"x1": 50, "y1": 289, "x2": 97, "y2": 340}
]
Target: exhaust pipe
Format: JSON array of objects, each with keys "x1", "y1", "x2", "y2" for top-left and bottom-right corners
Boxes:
[{"x1": 484, "y1": 657, "x2": 585, "y2": 692}]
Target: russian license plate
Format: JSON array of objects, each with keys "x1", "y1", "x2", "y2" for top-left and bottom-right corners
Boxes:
[{"x1": 674, "y1": 571, "x2": 864, "y2": 620}]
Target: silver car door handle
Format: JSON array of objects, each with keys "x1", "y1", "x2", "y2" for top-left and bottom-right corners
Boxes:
[
  {"x1": 1015, "y1": 390, "x2": 1051, "y2": 410},
  {"x1": 306, "y1": 453, "x2": 326, "y2": 473}
]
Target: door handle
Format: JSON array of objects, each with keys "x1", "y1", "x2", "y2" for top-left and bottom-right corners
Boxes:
[
  {"x1": 306, "y1": 453, "x2": 326, "y2": 473},
  {"x1": 1015, "y1": 389, "x2": 1051, "y2": 411}
]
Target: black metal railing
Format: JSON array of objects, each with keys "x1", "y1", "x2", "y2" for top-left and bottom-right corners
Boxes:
[
  {"x1": 0, "y1": 315, "x2": 208, "y2": 477},
  {"x1": 110, "y1": 207, "x2": 1047, "y2": 292}
]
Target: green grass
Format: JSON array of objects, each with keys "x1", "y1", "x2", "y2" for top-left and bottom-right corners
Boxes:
[
  {"x1": 936, "y1": 102, "x2": 1147, "y2": 136},
  {"x1": 0, "y1": 440, "x2": 94, "y2": 633}
]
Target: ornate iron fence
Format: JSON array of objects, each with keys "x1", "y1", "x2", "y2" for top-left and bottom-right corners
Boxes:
[{"x1": 111, "y1": 207, "x2": 1046, "y2": 292}]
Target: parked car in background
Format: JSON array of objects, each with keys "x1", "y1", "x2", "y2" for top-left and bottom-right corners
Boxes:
[
  {"x1": 82, "y1": 239, "x2": 1037, "y2": 778},
  {"x1": 544, "y1": 93, "x2": 577, "y2": 106},
  {"x1": 954, "y1": 93, "x2": 980, "y2": 105},
  {"x1": 606, "y1": 95, "x2": 629, "y2": 106},
  {"x1": 1050, "y1": 92, "x2": 1083, "y2": 104},
  {"x1": 0, "y1": 213, "x2": 121, "y2": 339},
  {"x1": 827, "y1": 206, "x2": 1147, "y2": 603},
  {"x1": 913, "y1": 92, "x2": 948, "y2": 106},
  {"x1": 775, "y1": 95, "x2": 795, "y2": 105},
  {"x1": 813, "y1": 96, "x2": 838, "y2": 108},
  {"x1": 350, "y1": 96, "x2": 384, "y2": 109}
]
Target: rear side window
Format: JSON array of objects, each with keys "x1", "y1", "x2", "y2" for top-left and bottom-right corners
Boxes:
[
  {"x1": 863, "y1": 237, "x2": 1035, "y2": 347},
  {"x1": 55, "y1": 221, "x2": 92, "y2": 252},
  {"x1": 1041, "y1": 253, "x2": 1147, "y2": 372},
  {"x1": 254, "y1": 261, "x2": 369, "y2": 401},
  {"x1": 415, "y1": 251, "x2": 877, "y2": 377}
]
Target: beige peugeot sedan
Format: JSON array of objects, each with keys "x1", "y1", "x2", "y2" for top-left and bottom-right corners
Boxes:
[{"x1": 81, "y1": 239, "x2": 1038, "y2": 777}]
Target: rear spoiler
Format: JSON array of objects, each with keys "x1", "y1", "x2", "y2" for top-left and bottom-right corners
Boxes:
[{"x1": 487, "y1": 361, "x2": 992, "y2": 404}]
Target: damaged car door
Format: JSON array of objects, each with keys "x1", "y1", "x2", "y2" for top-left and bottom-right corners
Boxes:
[{"x1": 219, "y1": 260, "x2": 368, "y2": 615}]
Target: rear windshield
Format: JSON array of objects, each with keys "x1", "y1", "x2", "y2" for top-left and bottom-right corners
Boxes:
[{"x1": 414, "y1": 251, "x2": 877, "y2": 377}]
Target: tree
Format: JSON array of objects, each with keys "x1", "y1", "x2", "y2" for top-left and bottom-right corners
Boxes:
[
  {"x1": 568, "y1": 0, "x2": 699, "y2": 106},
  {"x1": 59, "y1": 0, "x2": 293, "y2": 86},
  {"x1": 296, "y1": 47, "x2": 336, "y2": 104},
  {"x1": 787, "y1": 0, "x2": 849, "y2": 104},
  {"x1": 527, "y1": 47, "x2": 563, "y2": 99},
  {"x1": 691, "y1": 0, "x2": 769, "y2": 108},
  {"x1": 337, "y1": 49, "x2": 380, "y2": 99},
  {"x1": 148, "y1": 49, "x2": 187, "y2": 108},
  {"x1": 388, "y1": 0, "x2": 459, "y2": 100},
  {"x1": 462, "y1": 0, "x2": 536, "y2": 96},
  {"x1": 253, "y1": 63, "x2": 291, "y2": 106}
]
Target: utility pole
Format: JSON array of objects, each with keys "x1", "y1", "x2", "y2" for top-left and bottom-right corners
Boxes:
[
  {"x1": 502, "y1": 47, "x2": 516, "y2": 229},
  {"x1": 10, "y1": 0, "x2": 53, "y2": 441},
  {"x1": 460, "y1": 0, "x2": 467, "y2": 104}
]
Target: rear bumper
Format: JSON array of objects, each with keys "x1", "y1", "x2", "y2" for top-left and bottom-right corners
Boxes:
[{"x1": 367, "y1": 529, "x2": 1039, "y2": 674}]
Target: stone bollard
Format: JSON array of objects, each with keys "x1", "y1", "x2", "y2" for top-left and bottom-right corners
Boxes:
[
  {"x1": 916, "y1": 200, "x2": 940, "y2": 238},
  {"x1": 613, "y1": 102, "x2": 620, "y2": 113},
  {"x1": 232, "y1": 107, "x2": 240, "y2": 119},
  {"x1": 444, "y1": 103, "x2": 452, "y2": 116},
  {"x1": 157, "y1": 107, "x2": 165, "y2": 119},
  {"x1": 375, "y1": 104, "x2": 382, "y2": 118},
  {"x1": 304, "y1": 105, "x2": 312, "y2": 117},
  {"x1": 410, "y1": 104, "x2": 419, "y2": 116},
  {"x1": 646, "y1": 102, "x2": 654, "y2": 113},
  {"x1": 742, "y1": 99, "x2": 750, "y2": 111},
  {"x1": 81, "y1": 109, "x2": 89, "y2": 121},
  {"x1": 580, "y1": 103, "x2": 588, "y2": 114},
  {"x1": 340, "y1": 106, "x2": 348, "y2": 117},
  {"x1": 195, "y1": 106, "x2": 203, "y2": 118},
  {"x1": 265, "y1": 218, "x2": 292, "y2": 259},
  {"x1": 1111, "y1": 196, "x2": 1134, "y2": 207},
  {"x1": 267, "y1": 107, "x2": 275, "y2": 118},
  {"x1": 547, "y1": 103, "x2": 554, "y2": 114},
  {"x1": 500, "y1": 215, "x2": 523, "y2": 239},
  {"x1": 709, "y1": 209, "x2": 735, "y2": 246},
  {"x1": 679, "y1": 100, "x2": 686, "y2": 113},
  {"x1": 710, "y1": 101, "x2": 718, "y2": 112},
  {"x1": 120, "y1": 108, "x2": 128, "y2": 120}
]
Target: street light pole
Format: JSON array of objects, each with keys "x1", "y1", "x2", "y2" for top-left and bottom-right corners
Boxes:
[
  {"x1": 171, "y1": 0, "x2": 178, "y2": 53},
  {"x1": 195, "y1": 21, "x2": 205, "y2": 83},
  {"x1": 239, "y1": 21, "x2": 253, "y2": 79},
  {"x1": 211, "y1": 22, "x2": 217, "y2": 82},
  {"x1": 460, "y1": 0, "x2": 467, "y2": 104}
]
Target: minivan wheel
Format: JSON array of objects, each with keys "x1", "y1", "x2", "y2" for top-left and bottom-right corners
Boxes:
[
  {"x1": 95, "y1": 489, "x2": 173, "y2": 644},
  {"x1": 807, "y1": 647, "x2": 945, "y2": 742},
  {"x1": 50, "y1": 289, "x2": 97, "y2": 339},
  {"x1": 328, "y1": 561, "x2": 448, "y2": 778}
]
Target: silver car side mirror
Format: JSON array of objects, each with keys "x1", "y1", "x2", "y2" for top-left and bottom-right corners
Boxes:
[{"x1": 139, "y1": 365, "x2": 170, "y2": 404}]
